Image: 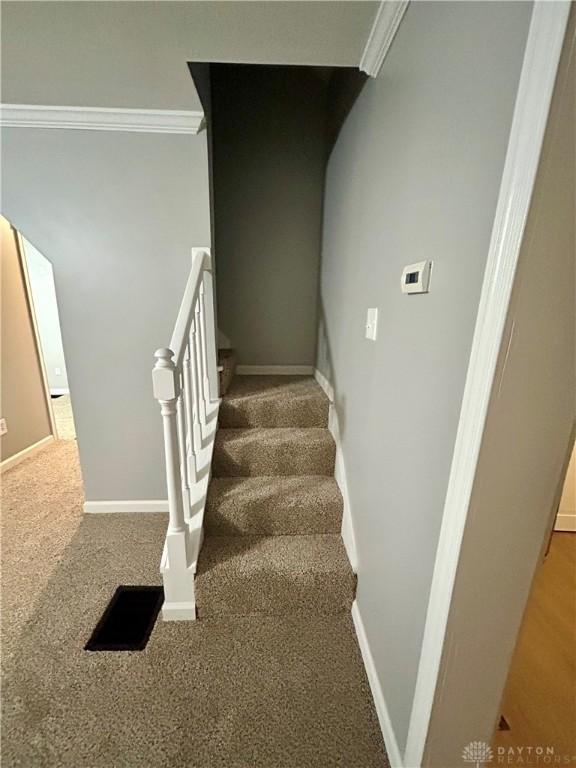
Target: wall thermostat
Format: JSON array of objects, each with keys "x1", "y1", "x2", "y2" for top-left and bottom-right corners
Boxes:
[{"x1": 401, "y1": 261, "x2": 432, "y2": 294}]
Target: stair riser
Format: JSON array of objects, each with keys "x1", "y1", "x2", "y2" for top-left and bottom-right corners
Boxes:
[
  {"x1": 205, "y1": 506, "x2": 342, "y2": 536},
  {"x1": 196, "y1": 573, "x2": 355, "y2": 618},
  {"x1": 219, "y1": 399, "x2": 328, "y2": 428},
  {"x1": 213, "y1": 439, "x2": 336, "y2": 477}
]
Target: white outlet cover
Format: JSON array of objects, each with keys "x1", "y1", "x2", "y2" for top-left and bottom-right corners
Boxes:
[
  {"x1": 0, "y1": 418, "x2": 7, "y2": 436},
  {"x1": 365, "y1": 308, "x2": 378, "y2": 341},
  {"x1": 55, "y1": 367, "x2": 62, "y2": 376}
]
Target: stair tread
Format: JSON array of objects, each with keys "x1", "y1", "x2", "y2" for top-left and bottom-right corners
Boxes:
[
  {"x1": 196, "y1": 534, "x2": 355, "y2": 617},
  {"x1": 220, "y1": 375, "x2": 328, "y2": 428},
  {"x1": 205, "y1": 476, "x2": 343, "y2": 535}
]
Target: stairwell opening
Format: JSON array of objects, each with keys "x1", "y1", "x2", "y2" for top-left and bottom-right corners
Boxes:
[{"x1": 189, "y1": 61, "x2": 367, "y2": 373}]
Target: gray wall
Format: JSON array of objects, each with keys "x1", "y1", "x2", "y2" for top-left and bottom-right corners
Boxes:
[
  {"x1": 212, "y1": 66, "x2": 329, "y2": 365},
  {"x1": 1, "y1": 1, "x2": 377, "y2": 111},
  {"x1": 316, "y1": 1, "x2": 532, "y2": 753},
  {"x1": 1, "y1": 129, "x2": 210, "y2": 501},
  {"x1": 1, "y1": 217, "x2": 52, "y2": 461}
]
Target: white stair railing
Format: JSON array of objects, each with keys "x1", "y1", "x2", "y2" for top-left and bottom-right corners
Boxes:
[{"x1": 152, "y1": 247, "x2": 219, "y2": 620}]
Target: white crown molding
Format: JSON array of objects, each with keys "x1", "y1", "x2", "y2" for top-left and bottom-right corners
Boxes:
[
  {"x1": 403, "y1": 3, "x2": 571, "y2": 766},
  {"x1": 0, "y1": 104, "x2": 205, "y2": 134},
  {"x1": 360, "y1": 1, "x2": 409, "y2": 78}
]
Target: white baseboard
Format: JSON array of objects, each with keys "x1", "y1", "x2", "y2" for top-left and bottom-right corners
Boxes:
[
  {"x1": 1, "y1": 434, "x2": 54, "y2": 472},
  {"x1": 236, "y1": 365, "x2": 314, "y2": 375},
  {"x1": 314, "y1": 368, "x2": 358, "y2": 572},
  {"x1": 331, "y1": 408, "x2": 359, "y2": 573},
  {"x1": 83, "y1": 500, "x2": 168, "y2": 514},
  {"x1": 352, "y1": 600, "x2": 404, "y2": 768},
  {"x1": 314, "y1": 367, "x2": 335, "y2": 402},
  {"x1": 319, "y1": 367, "x2": 402, "y2": 765},
  {"x1": 555, "y1": 512, "x2": 576, "y2": 532}
]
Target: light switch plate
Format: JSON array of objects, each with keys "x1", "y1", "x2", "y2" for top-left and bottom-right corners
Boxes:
[
  {"x1": 0, "y1": 418, "x2": 7, "y2": 436},
  {"x1": 365, "y1": 308, "x2": 378, "y2": 341}
]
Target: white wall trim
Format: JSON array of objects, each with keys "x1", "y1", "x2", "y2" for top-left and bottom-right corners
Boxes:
[
  {"x1": 1, "y1": 434, "x2": 54, "y2": 472},
  {"x1": 404, "y1": 4, "x2": 571, "y2": 766},
  {"x1": 314, "y1": 367, "x2": 334, "y2": 402},
  {"x1": 555, "y1": 512, "x2": 576, "y2": 532},
  {"x1": 236, "y1": 365, "x2": 314, "y2": 375},
  {"x1": 332, "y1": 409, "x2": 359, "y2": 573},
  {"x1": 315, "y1": 368, "x2": 358, "y2": 572},
  {"x1": 15, "y1": 229, "x2": 58, "y2": 439},
  {"x1": 84, "y1": 500, "x2": 168, "y2": 514},
  {"x1": 352, "y1": 600, "x2": 403, "y2": 767},
  {"x1": 359, "y1": 1, "x2": 410, "y2": 77},
  {"x1": 0, "y1": 104, "x2": 205, "y2": 134}
]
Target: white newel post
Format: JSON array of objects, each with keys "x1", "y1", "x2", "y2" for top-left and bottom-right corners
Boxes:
[{"x1": 152, "y1": 348, "x2": 195, "y2": 619}]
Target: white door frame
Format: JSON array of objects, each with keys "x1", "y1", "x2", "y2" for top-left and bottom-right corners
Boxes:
[
  {"x1": 403, "y1": 3, "x2": 572, "y2": 766},
  {"x1": 14, "y1": 227, "x2": 59, "y2": 439},
  {"x1": 555, "y1": 441, "x2": 576, "y2": 532}
]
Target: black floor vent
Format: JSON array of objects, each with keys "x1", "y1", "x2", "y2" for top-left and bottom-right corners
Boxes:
[{"x1": 84, "y1": 586, "x2": 163, "y2": 651}]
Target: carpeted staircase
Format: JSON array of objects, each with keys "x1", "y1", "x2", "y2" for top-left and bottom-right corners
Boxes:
[
  {"x1": 218, "y1": 349, "x2": 237, "y2": 395},
  {"x1": 196, "y1": 374, "x2": 356, "y2": 618}
]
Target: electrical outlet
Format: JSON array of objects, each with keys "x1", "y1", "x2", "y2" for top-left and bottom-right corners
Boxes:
[
  {"x1": 0, "y1": 418, "x2": 7, "y2": 436},
  {"x1": 55, "y1": 367, "x2": 62, "y2": 376}
]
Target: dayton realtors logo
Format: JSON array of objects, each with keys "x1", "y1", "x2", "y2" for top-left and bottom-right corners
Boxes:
[
  {"x1": 463, "y1": 741, "x2": 494, "y2": 767},
  {"x1": 463, "y1": 742, "x2": 576, "y2": 766},
  {"x1": 494, "y1": 746, "x2": 576, "y2": 764}
]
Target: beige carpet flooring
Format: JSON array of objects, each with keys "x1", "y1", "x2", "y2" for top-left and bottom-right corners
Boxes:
[
  {"x1": 1, "y1": 436, "x2": 388, "y2": 766},
  {"x1": 51, "y1": 395, "x2": 76, "y2": 441}
]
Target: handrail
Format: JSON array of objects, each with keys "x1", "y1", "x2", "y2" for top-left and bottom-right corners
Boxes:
[
  {"x1": 170, "y1": 248, "x2": 210, "y2": 368},
  {"x1": 152, "y1": 246, "x2": 220, "y2": 621}
]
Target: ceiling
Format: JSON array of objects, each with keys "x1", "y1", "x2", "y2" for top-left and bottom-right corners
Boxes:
[{"x1": 1, "y1": 1, "x2": 378, "y2": 112}]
